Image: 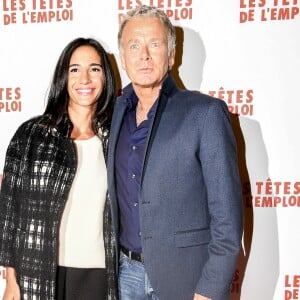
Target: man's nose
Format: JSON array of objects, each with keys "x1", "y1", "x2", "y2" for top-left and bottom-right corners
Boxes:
[{"x1": 140, "y1": 46, "x2": 152, "y2": 61}]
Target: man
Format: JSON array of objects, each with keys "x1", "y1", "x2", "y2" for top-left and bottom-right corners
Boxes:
[{"x1": 107, "y1": 5, "x2": 243, "y2": 300}]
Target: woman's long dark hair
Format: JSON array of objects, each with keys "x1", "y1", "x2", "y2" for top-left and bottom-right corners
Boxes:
[{"x1": 43, "y1": 37, "x2": 116, "y2": 134}]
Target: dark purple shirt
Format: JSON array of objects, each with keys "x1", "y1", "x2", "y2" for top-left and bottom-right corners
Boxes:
[{"x1": 115, "y1": 91, "x2": 158, "y2": 253}]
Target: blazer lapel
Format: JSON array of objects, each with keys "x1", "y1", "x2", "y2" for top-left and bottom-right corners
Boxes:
[
  {"x1": 109, "y1": 99, "x2": 127, "y2": 159},
  {"x1": 140, "y1": 91, "x2": 169, "y2": 187},
  {"x1": 108, "y1": 98, "x2": 127, "y2": 229}
]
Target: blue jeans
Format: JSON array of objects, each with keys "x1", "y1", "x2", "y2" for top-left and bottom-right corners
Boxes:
[{"x1": 119, "y1": 251, "x2": 160, "y2": 300}]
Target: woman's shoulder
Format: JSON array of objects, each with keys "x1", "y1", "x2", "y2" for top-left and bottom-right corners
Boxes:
[{"x1": 13, "y1": 115, "x2": 51, "y2": 138}]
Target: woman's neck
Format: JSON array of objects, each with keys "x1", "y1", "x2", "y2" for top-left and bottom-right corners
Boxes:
[{"x1": 68, "y1": 105, "x2": 95, "y2": 140}]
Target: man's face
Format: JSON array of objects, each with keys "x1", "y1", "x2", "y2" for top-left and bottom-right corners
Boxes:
[{"x1": 120, "y1": 16, "x2": 175, "y2": 90}]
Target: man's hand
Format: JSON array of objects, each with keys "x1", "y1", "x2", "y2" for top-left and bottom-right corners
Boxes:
[{"x1": 194, "y1": 293, "x2": 212, "y2": 300}]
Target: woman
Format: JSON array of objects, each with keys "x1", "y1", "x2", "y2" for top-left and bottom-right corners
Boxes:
[{"x1": 0, "y1": 38, "x2": 117, "y2": 299}]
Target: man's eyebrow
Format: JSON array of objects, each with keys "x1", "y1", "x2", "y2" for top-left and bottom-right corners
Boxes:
[{"x1": 127, "y1": 38, "x2": 140, "y2": 43}]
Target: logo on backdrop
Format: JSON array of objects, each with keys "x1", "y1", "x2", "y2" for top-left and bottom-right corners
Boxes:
[
  {"x1": 118, "y1": 0, "x2": 193, "y2": 22},
  {"x1": 284, "y1": 274, "x2": 300, "y2": 300},
  {"x1": 1, "y1": 0, "x2": 73, "y2": 25},
  {"x1": 207, "y1": 88, "x2": 254, "y2": 116},
  {"x1": 240, "y1": 0, "x2": 300, "y2": 23},
  {"x1": 0, "y1": 87, "x2": 22, "y2": 112},
  {"x1": 252, "y1": 179, "x2": 300, "y2": 207}
]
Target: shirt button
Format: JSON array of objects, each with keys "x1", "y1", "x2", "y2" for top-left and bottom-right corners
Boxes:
[
  {"x1": 134, "y1": 202, "x2": 138, "y2": 207},
  {"x1": 139, "y1": 232, "x2": 142, "y2": 236},
  {"x1": 132, "y1": 145, "x2": 136, "y2": 150},
  {"x1": 132, "y1": 174, "x2": 136, "y2": 179}
]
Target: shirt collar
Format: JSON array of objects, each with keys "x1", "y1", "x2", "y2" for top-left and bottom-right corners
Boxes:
[
  {"x1": 125, "y1": 90, "x2": 138, "y2": 110},
  {"x1": 122, "y1": 73, "x2": 177, "y2": 114}
]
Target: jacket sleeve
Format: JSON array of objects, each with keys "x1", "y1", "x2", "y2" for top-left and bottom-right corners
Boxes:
[
  {"x1": 0, "y1": 127, "x2": 25, "y2": 268},
  {"x1": 195, "y1": 99, "x2": 244, "y2": 299}
]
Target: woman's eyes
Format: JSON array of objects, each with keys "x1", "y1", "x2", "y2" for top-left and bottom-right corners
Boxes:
[
  {"x1": 69, "y1": 67, "x2": 79, "y2": 73},
  {"x1": 90, "y1": 66, "x2": 102, "y2": 72},
  {"x1": 69, "y1": 66, "x2": 102, "y2": 74}
]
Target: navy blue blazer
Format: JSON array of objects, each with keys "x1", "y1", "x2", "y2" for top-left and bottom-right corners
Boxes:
[{"x1": 107, "y1": 75, "x2": 243, "y2": 300}]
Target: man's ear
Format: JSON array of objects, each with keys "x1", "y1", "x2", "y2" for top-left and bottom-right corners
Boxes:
[
  {"x1": 119, "y1": 49, "x2": 126, "y2": 70},
  {"x1": 168, "y1": 48, "x2": 175, "y2": 70}
]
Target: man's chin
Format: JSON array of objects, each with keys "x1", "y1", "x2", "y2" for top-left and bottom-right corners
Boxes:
[{"x1": 132, "y1": 78, "x2": 164, "y2": 90}]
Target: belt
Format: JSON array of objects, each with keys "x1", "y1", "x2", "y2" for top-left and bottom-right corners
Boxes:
[{"x1": 121, "y1": 246, "x2": 144, "y2": 263}]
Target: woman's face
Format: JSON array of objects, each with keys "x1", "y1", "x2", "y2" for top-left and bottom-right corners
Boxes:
[{"x1": 67, "y1": 45, "x2": 104, "y2": 111}]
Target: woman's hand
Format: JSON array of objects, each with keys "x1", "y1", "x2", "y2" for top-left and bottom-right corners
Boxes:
[
  {"x1": 194, "y1": 293, "x2": 212, "y2": 300},
  {"x1": 2, "y1": 267, "x2": 20, "y2": 300}
]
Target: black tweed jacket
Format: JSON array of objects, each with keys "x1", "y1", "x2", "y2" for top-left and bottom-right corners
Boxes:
[{"x1": 0, "y1": 114, "x2": 117, "y2": 299}]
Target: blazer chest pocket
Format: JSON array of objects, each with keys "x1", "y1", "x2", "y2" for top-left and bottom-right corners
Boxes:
[{"x1": 174, "y1": 228, "x2": 211, "y2": 248}]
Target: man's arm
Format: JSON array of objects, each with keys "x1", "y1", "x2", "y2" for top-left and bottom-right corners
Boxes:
[{"x1": 196, "y1": 99, "x2": 243, "y2": 298}]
